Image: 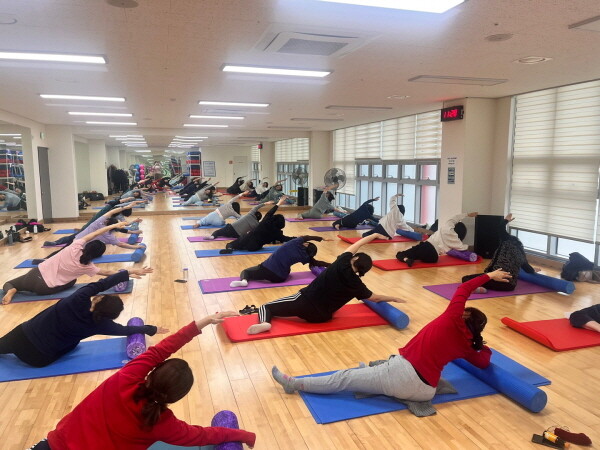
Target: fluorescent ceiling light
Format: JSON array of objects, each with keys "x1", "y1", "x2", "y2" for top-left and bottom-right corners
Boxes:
[
  {"x1": 199, "y1": 101, "x2": 269, "y2": 108},
  {"x1": 315, "y1": 0, "x2": 464, "y2": 13},
  {"x1": 189, "y1": 115, "x2": 244, "y2": 120},
  {"x1": 40, "y1": 94, "x2": 125, "y2": 102},
  {"x1": 183, "y1": 124, "x2": 229, "y2": 128},
  {"x1": 175, "y1": 135, "x2": 208, "y2": 139},
  {"x1": 85, "y1": 121, "x2": 137, "y2": 125},
  {"x1": 135, "y1": 150, "x2": 151, "y2": 153},
  {"x1": 325, "y1": 105, "x2": 392, "y2": 111},
  {"x1": 68, "y1": 112, "x2": 133, "y2": 117},
  {"x1": 223, "y1": 64, "x2": 330, "y2": 78},
  {"x1": 408, "y1": 75, "x2": 507, "y2": 86},
  {"x1": 0, "y1": 133, "x2": 21, "y2": 137},
  {"x1": 0, "y1": 51, "x2": 106, "y2": 64}
]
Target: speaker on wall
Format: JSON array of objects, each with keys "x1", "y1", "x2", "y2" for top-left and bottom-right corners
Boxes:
[{"x1": 474, "y1": 215, "x2": 505, "y2": 259}]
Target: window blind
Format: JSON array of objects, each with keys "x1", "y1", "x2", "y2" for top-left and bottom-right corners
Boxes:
[
  {"x1": 510, "y1": 80, "x2": 600, "y2": 242},
  {"x1": 275, "y1": 138, "x2": 309, "y2": 162},
  {"x1": 251, "y1": 145, "x2": 260, "y2": 162}
]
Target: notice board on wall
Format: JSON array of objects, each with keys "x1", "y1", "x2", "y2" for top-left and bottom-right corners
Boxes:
[{"x1": 203, "y1": 160, "x2": 216, "y2": 177}]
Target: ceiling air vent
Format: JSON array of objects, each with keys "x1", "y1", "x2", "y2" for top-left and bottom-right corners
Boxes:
[{"x1": 264, "y1": 32, "x2": 362, "y2": 57}]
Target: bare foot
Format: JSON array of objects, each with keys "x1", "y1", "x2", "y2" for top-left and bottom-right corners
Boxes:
[{"x1": 2, "y1": 288, "x2": 17, "y2": 305}]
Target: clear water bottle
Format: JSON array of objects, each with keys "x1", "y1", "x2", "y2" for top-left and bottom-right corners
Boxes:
[{"x1": 183, "y1": 267, "x2": 188, "y2": 281}]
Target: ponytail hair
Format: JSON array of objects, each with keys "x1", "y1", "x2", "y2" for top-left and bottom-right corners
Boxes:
[
  {"x1": 464, "y1": 307, "x2": 487, "y2": 350},
  {"x1": 80, "y1": 240, "x2": 106, "y2": 265},
  {"x1": 134, "y1": 358, "x2": 194, "y2": 429}
]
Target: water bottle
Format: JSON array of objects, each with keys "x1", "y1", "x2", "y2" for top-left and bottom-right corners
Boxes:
[
  {"x1": 7, "y1": 230, "x2": 13, "y2": 245},
  {"x1": 183, "y1": 267, "x2": 188, "y2": 281},
  {"x1": 33, "y1": 225, "x2": 38, "y2": 234}
]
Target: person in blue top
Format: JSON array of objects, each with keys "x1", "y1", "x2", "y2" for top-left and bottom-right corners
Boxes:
[
  {"x1": 230, "y1": 236, "x2": 330, "y2": 287},
  {"x1": 332, "y1": 197, "x2": 380, "y2": 230},
  {"x1": 0, "y1": 270, "x2": 167, "y2": 367}
]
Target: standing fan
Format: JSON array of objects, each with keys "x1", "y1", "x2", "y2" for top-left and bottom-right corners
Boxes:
[
  {"x1": 324, "y1": 168, "x2": 346, "y2": 191},
  {"x1": 292, "y1": 166, "x2": 309, "y2": 206}
]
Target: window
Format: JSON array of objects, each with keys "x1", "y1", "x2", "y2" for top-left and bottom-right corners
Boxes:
[
  {"x1": 277, "y1": 162, "x2": 308, "y2": 195},
  {"x1": 275, "y1": 138, "x2": 310, "y2": 194}
]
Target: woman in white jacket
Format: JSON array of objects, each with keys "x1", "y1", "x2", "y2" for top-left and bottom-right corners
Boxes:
[
  {"x1": 395, "y1": 212, "x2": 478, "y2": 266},
  {"x1": 362, "y1": 194, "x2": 413, "y2": 239}
]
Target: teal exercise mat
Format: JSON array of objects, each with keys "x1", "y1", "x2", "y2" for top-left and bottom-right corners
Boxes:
[
  {"x1": 0, "y1": 280, "x2": 134, "y2": 303},
  {"x1": 15, "y1": 247, "x2": 146, "y2": 268},
  {"x1": 181, "y1": 225, "x2": 219, "y2": 230},
  {"x1": 195, "y1": 247, "x2": 278, "y2": 258},
  {"x1": 149, "y1": 443, "x2": 211, "y2": 450},
  {"x1": 53, "y1": 229, "x2": 77, "y2": 234},
  {"x1": 0, "y1": 338, "x2": 128, "y2": 382},
  {"x1": 181, "y1": 217, "x2": 207, "y2": 220}
]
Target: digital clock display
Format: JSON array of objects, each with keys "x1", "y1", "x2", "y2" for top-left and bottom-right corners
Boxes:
[{"x1": 441, "y1": 105, "x2": 464, "y2": 122}]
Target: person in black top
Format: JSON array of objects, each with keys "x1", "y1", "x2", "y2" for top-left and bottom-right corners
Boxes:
[
  {"x1": 247, "y1": 233, "x2": 405, "y2": 335},
  {"x1": 178, "y1": 177, "x2": 211, "y2": 200},
  {"x1": 221, "y1": 196, "x2": 293, "y2": 253},
  {"x1": 332, "y1": 197, "x2": 380, "y2": 230},
  {"x1": 0, "y1": 270, "x2": 166, "y2": 367},
  {"x1": 569, "y1": 305, "x2": 600, "y2": 333},
  {"x1": 227, "y1": 177, "x2": 245, "y2": 195}
]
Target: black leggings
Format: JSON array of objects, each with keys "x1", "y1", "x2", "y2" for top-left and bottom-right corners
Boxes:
[
  {"x1": 28, "y1": 439, "x2": 51, "y2": 450},
  {"x1": 461, "y1": 273, "x2": 516, "y2": 291},
  {"x1": 2, "y1": 267, "x2": 76, "y2": 295},
  {"x1": 0, "y1": 324, "x2": 62, "y2": 367},
  {"x1": 396, "y1": 241, "x2": 439, "y2": 263},
  {"x1": 241, "y1": 264, "x2": 286, "y2": 283},
  {"x1": 258, "y1": 292, "x2": 330, "y2": 324},
  {"x1": 212, "y1": 224, "x2": 240, "y2": 239},
  {"x1": 362, "y1": 224, "x2": 391, "y2": 239}
]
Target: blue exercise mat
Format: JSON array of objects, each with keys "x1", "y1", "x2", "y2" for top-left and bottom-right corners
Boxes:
[
  {"x1": 181, "y1": 217, "x2": 207, "y2": 221},
  {"x1": 181, "y1": 225, "x2": 219, "y2": 230},
  {"x1": 0, "y1": 280, "x2": 134, "y2": 303},
  {"x1": 15, "y1": 252, "x2": 144, "y2": 268},
  {"x1": 298, "y1": 349, "x2": 549, "y2": 424},
  {"x1": 0, "y1": 338, "x2": 128, "y2": 382},
  {"x1": 93, "y1": 205, "x2": 145, "y2": 209},
  {"x1": 195, "y1": 247, "x2": 278, "y2": 258},
  {"x1": 53, "y1": 229, "x2": 77, "y2": 234},
  {"x1": 149, "y1": 443, "x2": 211, "y2": 450}
]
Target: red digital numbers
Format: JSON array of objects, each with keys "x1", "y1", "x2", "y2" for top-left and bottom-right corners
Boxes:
[{"x1": 441, "y1": 105, "x2": 463, "y2": 122}]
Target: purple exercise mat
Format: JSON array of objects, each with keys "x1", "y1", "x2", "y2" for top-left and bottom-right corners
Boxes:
[
  {"x1": 286, "y1": 216, "x2": 337, "y2": 222},
  {"x1": 309, "y1": 225, "x2": 374, "y2": 232},
  {"x1": 199, "y1": 271, "x2": 316, "y2": 294},
  {"x1": 42, "y1": 237, "x2": 143, "y2": 248},
  {"x1": 423, "y1": 280, "x2": 554, "y2": 300},
  {"x1": 187, "y1": 236, "x2": 234, "y2": 242}
]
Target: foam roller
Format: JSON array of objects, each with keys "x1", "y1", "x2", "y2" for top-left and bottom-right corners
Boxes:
[
  {"x1": 131, "y1": 243, "x2": 146, "y2": 262},
  {"x1": 211, "y1": 410, "x2": 242, "y2": 450},
  {"x1": 447, "y1": 249, "x2": 478, "y2": 262},
  {"x1": 453, "y1": 358, "x2": 547, "y2": 412},
  {"x1": 113, "y1": 270, "x2": 129, "y2": 292},
  {"x1": 126, "y1": 317, "x2": 146, "y2": 359},
  {"x1": 127, "y1": 233, "x2": 139, "y2": 245},
  {"x1": 362, "y1": 299, "x2": 409, "y2": 330},
  {"x1": 518, "y1": 269, "x2": 575, "y2": 294},
  {"x1": 310, "y1": 265, "x2": 327, "y2": 277},
  {"x1": 395, "y1": 229, "x2": 423, "y2": 241}
]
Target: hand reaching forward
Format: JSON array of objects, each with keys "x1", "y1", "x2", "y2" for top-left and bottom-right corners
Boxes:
[{"x1": 487, "y1": 268, "x2": 511, "y2": 282}]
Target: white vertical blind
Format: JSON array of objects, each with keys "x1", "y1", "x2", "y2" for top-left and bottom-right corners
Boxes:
[
  {"x1": 415, "y1": 111, "x2": 443, "y2": 158},
  {"x1": 275, "y1": 138, "x2": 309, "y2": 162},
  {"x1": 251, "y1": 145, "x2": 260, "y2": 162},
  {"x1": 510, "y1": 80, "x2": 600, "y2": 241}
]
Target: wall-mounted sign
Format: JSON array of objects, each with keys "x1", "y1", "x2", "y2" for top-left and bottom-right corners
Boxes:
[{"x1": 203, "y1": 160, "x2": 216, "y2": 177}]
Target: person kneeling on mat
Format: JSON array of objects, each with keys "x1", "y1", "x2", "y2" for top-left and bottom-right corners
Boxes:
[
  {"x1": 246, "y1": 233, "x2": 404, "y2": 335},
  {"x1": 207, "y1": 202, "x2": 269, "y2": 240},
  {"x1": 396, "y1": 212, "x2": 478, "y2": 267},
  {"x1": 569, "y1": 305, "x2": 600, "y2": 333},
  {"x1": 230, "y1": 235, "x2": 330, "y2": 287},
  {"x1": 0, "y1": 270, "x2": 160, "y2": 367},
  {"x1": 27, "y1": 312, "x2": 256, "y2": 450},
  {"x1": 461, "y1": 213, "x2": 539, "y2": 293},
  {"x1": 362, "y1": 193, "x2": 413, "y2": 239},
  {"x1": 272, "y1": 269, "x2": 510, "y2": 403},
  {"x1": 297, "y1": 186, "x2": 343, "y2": 220}
]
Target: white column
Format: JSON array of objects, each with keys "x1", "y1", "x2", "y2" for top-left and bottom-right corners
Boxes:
[
  {"x1": 260, "y1": 142, "x2": 275, "y2": 182},
  {"x1": 309, "y1": 131, "x2": 332, "y2": 205},
  {"x1": 45, "y1": 125, "x2": 78, "y2": 218},
  {"x1": 119, "y1": 150, "x2": 128, "y2": 169},
  {"x1": 106, "y1": 146, "x2": 121, "y2": 168},
  {"x1": 88, "y1": 139, "x2": 108, "y2": 195}
]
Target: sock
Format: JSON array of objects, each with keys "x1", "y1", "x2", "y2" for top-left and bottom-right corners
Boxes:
[
  {"x1": 474, "y1": 287, "x2": 488, "y2": 294},
  {"x1": 230, "y1": 279, "x2": 248, "y2": 288},
  {"x1": 553, "y1": 428, "x2": 592, "y2": 446},
  {"x1": 272, "y1": 366, "x2": 298, "y2": 394},
  {"x1": 204, "y1": 235, "x2": 215, "y2": 240},
  {"x1": 247, "y1": 322, "x2": 272, "y2": 335}
]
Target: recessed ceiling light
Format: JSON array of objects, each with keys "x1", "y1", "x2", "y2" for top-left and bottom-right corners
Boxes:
[
  {"x1": 387, "y1": 94, "x2": 411, "y2": 100},
  {"x1": 222, "y1": 64, "x2": 331, "y2": 78},
  {"x1": 199, "y1": 101, "x2": 269, "y2": 108},
  {"x1": 0, "y1": 133, "x2": 21, "y2": 137},
  {"x1": 485, "y1": 33, "x2": 513, "y2": 42},
  {"x1": 0, "y1": 51, "x2": 106, "y2": 64},
  {"x1": 0, "y1": 14, "x2": 17, "y2": 25},
  {"x1": 85, "y1": 121, "x2": 137, "y2": 125},
  {"x1": 514, "y1": 56, "x2": 553, "y2": 64},
  {"x1": 40, "y1": 94, "x2": 125, "y2": 102},
  {"x1": 183, "y1": 124, "x2": 229, "y2": 128},
  {"x1": 68, "y1": 112, "x2": 133, "y2": 117},
  {"x1": 188, "y1": 115, "x2": 244, "y2": 120},
  {"x1": 315, "y1": 0, "x2": 464, "y2": 13}
]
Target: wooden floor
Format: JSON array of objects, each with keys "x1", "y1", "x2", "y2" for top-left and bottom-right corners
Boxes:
[{"x1": 1, "y1": 195, "x2": 599, "y2": 449}]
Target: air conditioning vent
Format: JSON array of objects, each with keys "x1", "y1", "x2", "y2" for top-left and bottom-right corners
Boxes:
[{"x1": 262, "y1": 30, "x2": 369, "y2": 57}]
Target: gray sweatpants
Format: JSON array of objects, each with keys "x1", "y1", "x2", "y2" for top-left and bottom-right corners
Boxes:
[{"x1": 299, "y1": 355, "x2": 436, "y2": 402}]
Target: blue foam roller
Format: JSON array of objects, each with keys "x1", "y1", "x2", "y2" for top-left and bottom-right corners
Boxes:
[
  {"x1": 518, "y1": 269, "x2": 575, "y2": 294},
  {"x1": 131, "y1": 244, "x2": 146, "y2": 262},
  {"x1": 310, "y1": 266, "x2": 327, "y2": 277},
  {"x1": 362, "y1": 299, "x2": 409, "y2": 329},
  {"x1": 395, "y1": 229, "x2": 423, "y2": 241},
  {"x1": 127, "y1": 233, "x2": 139, "y2": 245},
  {"x1": 453, "y1": 358, "x2": 547, "y2": 412}
]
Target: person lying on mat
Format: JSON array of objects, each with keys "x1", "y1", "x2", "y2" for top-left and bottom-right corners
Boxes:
[
  {"x1": 362, "y1": 194, "x2": 413, "y2": 239},
  {"x1": 182, "y1": 182, "x2": 221, "y2": 206},
  {"x1": 246, "y1": 233, "x2": 404, "y2": 335},
  {"x1": 332, "y1": 197, "x2": 380, "y2": 230},
  {"x1": 0, "y1": 270, "x2": 159, "y2": 367},
  {"x1": 230, "y1": 236, "x2": 331, "y2": 287},
  {"x1": 297, "y1": 186, "x2": 339, "y2": 220},
  {"x1": 193, "y1": 192, "x2": 248, "y2": 228},
  {"x1": 176, "y1": 177, "x2": 205, "y2": 199},
  {"x1": 258, "y1": 179, "x2": 291, "y2": 203},
  {"x1": 27, "y1": 312, "x2": 257, "y2": 450},
  {"x1": 271, "y1": 269, "x2": 511, "y2": 401},
  {"x1": 227, "y1": 176, "x2": 245, "y2": 195},
  {"x1": 461, "y1": 214, "x2": 538, "y2": 292},
  {"x1": 2, "y1": 221, "x2": 144, "y2": 305},
  {"x1": 206, "y1": 202, "x2": 270, "y2": 240},
  {"x1": 396, "y1": 212, "x2": 478, "y2": 267},
  {"x1": 569, "y1": 305, "x2": 600, "y2": 333},
  {"x1": 221, "y1": 196, "x2": 294, "y2": 253}
]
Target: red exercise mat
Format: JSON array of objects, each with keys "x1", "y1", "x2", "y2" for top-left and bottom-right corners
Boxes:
[
  {"x1": 222, "y1": 303, "x2": 388, "y2": 342},
  {"x1": 501, "y1": 317, "x2": 600, "y2": 351},
  {"x1": 373, "y1": 254, "x2": 482, "y2": 271},
  {"x1": 338, "y1": 235, "x2": 417, "y2": 244}
]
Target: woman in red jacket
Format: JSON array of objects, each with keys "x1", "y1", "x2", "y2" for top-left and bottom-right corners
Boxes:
[
  {"x1": 29, "y1": 312, "x2": 256, "y2": 450},
  {"x1": 271, "y1": 269, "x2": 511, "y2": 402}
]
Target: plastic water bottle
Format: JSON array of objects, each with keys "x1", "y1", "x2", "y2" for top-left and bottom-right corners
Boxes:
[
  {"x1": 33, "y1": 225, "x2": 38, "y2": 234},
  {"x1": 6, "y1": 230, "x2": 13, "y2": 246},
  {"x1": 183, "y1": 267, "x2": 188, "y2": 281}
]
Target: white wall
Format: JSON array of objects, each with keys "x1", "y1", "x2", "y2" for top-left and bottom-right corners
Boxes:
[
  {"x1": 260, "y1": 142, "x2": 275, "y2": 183},
  {"x1": 74, "y1": 141, "x2": 91, "y2": 192},
  {"x1": 45, "y1": 125, "x2": 79, "y2": 218},
  {"x1": 200, "y1": 146, "x2": 252, "y2": 186},
  {"x1": 89, "y1": 140, "x2": 108, "y2": 195},
  {"x1": 309, "y1": 131, "x2": 332, "y2": 204},
  {"x1": 106, "y1": 146, "x2": 121, "y2": 168}
]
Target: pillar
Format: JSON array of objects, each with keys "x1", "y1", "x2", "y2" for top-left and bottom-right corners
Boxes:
[
  {"x1": 45, "y1": 125, "x2": 78, "y2": 218},
  {"x1": 88, "y1": 139, "x2": 108, "y2": 195},
  {"x1": 309, "y1": 131, "x2": 332, "y2": 205}
]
